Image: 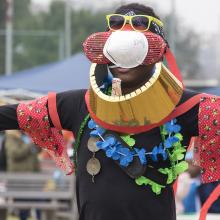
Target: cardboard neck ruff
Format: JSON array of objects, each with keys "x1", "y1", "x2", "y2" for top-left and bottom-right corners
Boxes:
[{"x1": 87, "y1": 62, "x2": 183, "y2": 133}]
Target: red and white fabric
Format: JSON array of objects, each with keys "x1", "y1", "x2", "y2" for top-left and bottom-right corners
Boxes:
[{"x1": 17, "y1": 96, "x2": 74, "y2": 175}]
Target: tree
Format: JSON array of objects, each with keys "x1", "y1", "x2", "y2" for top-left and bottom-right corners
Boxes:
[
  {"x1": 1, "y1": 0, "x2": 202, "y2": 77},
  {"x1": 0, "y1": 0, "x2": 33, "y2": 74},
  {"x1": 40, "y1": 1, "x2": 107, "y2": 54},
  {"x1": 12, "y1": 0, "x2": 107, "y2": 72}
]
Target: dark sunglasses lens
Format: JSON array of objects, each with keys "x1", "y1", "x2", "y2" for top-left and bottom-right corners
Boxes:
[
  {"x1": 109, "y1": 15, "x2": 125, "y2": 30},
  {"x1": 132, "y1": 16, "x2": 149, "y2": 30}
]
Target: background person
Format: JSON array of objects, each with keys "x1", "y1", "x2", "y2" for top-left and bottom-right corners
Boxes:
[{"x1": 5, "y1": 130, "x2": 41, "y2": 220}]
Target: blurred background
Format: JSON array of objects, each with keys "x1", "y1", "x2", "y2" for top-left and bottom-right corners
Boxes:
[
  {"x1": 0, "y1": 1, "x2": 220, "y2": 220},
  {"x1": 0, "y1": 0, "x2": 220, "y2": 95}
]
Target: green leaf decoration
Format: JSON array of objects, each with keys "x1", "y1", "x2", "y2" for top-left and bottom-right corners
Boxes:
[
  {"x1": 169, "y1": 154, "x2": 177, "y2": 162},
  {"x1": 175, "y1": 152, "x2": 184, "y2": 160},
  {"x1": 159, "y1": 162, "x2": 189, "y2": 184},
  {"x1": 175, "y1": 133, "x2": 183, "y2": 141},
  {"x1": 176, "y1": 153, "x2": 185, "y2": 161},
  {"x1": 135, "y1": 176, "x2": 149, "y2": 185},
  {"x1": 177, "y1": 148, "x2": 186, "y2": 153},
  {"x1": 159, "y1": 168, "x2": 176, "y2": 184},
  {"x1": 173, "y1": 142, "x2": 182, "y2": 148},
  {"x1": 168, "y1": 173, "x2": 176, "y2": 184},
  {"x1": 152, "y1": 183, "x2": 162, "y2": 195},
  {"x1": 171, "y1": 148, "x2": 186, "y2": 161},
  {"x1": 121, "y1": 135, "x2": 136, "y2": 147},
  {"x1": 160, "y1": 126, "x2": 168, "y2": 138},
  {"x1": 174, "y1": 161, "x2": 189, "y2": 175},
  {"x1": 135, "y1": 176, "x2": 165, "y2": 195}
]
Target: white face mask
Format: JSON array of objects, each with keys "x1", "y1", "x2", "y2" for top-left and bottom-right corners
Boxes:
[{"x1": 103, "y1": 31, "x2": 148, "y2": 69}]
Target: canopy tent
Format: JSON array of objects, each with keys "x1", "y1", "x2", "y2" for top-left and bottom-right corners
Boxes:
[
  {"x1": 0, "y1": 52, "x2": 219, "y2": 96},
  {"x1": 0, "y1": 53, "x2": 91, "y2": 93},
  {"x1": 191, "y1": 86, "x2": 220, "y2": 96},
  {"x1": 202, "y1": 87, "x2": 220, "y2": 95}
]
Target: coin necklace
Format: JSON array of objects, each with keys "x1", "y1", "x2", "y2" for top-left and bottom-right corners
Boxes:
[
  {"x1": 86, "y1": 82, "x2": 117, "y2": 182},
  {"x1": 72, "y1": 113, "x2": 101, "y2": 183},
  {"x1": 86, "y1": 136, "x2": 101, "y2": 183},
  {"x1": 73, "y1": 87, "x2": 112, "y2": 182}
]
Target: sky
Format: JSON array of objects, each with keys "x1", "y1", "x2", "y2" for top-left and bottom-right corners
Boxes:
[{"x1": 31, "y1": 0, "x2": 220, "y2": 34}]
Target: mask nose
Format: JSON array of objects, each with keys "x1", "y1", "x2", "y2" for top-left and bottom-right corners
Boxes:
[{"x1": 103, "y1": 31, "x2": 149, "y2": 68}]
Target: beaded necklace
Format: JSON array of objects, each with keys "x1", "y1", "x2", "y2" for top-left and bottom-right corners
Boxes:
[{"x1": 73, "y1": 113, "x2": 90, "y2": 171}]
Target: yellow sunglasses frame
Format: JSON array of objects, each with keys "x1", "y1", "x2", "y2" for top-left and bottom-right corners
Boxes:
[{"x1": 106, "y1": 14, "x2": 163, "y2": 32}]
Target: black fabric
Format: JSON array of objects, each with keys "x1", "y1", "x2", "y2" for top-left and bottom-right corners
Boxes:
[
  {"x1": 0, "y1": 132, "x2": 7, "y2": 171},
  {"x1": 144, "y1": 166, "x2": 168, "y2": 185},
  {"x1": 0, "y1": 104, "x2": 19, "y2": 131},
  {"x1": 56, "y1": 90, "x2": 88, "y2": 135},
  {"x1": 55, "y1": 89, "x2": 199, "y2": 220},
  {"x1": 0, "y1": 89, "x2": 200, "y2": 220},
  {"x1": 198, "y1": 181, "x2": 220, "y2": 213}
]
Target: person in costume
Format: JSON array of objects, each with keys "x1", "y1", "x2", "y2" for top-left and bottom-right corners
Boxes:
[{"x1": 0, "y1": 3, "x2": 220, "y2": 220}]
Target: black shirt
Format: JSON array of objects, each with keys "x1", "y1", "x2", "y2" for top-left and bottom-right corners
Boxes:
[{"x1": 0, "y1": 89, "x2": 199, "y2": 220}]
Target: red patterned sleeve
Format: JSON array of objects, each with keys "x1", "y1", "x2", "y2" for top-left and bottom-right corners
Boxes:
[
  {"x1": 194, "y1": 96, "x2": 220, "y2": 183},
  {"x1": 17, "y1": 96, "x2": 74, "y2": 174}
]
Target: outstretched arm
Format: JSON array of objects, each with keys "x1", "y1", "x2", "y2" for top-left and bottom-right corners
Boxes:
[
  {"x1": 0, "y1": 89, "x2": 87, "y2": 174},
  {"x1": 0, "y1": 104, "x2": 19, "y2": 130}
]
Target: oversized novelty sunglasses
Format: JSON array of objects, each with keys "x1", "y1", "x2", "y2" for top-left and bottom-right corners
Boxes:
[{"x1": 106, "y1": 14, "x2": 163, "y2": 32}]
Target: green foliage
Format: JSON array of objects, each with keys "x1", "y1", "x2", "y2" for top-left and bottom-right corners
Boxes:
[
  {"x1": 13, "y1": 0, "x2": 32, "y2": 28},
  {"x1": 0, "y1": 0, "x2": 201, "y2": 77},
  {"x1": 12, "y1": 0, "x2": 107, "y2": 72},
  {"x1": 71, "y1": 10, "x2": 107, "y2": 53},
  {"x1": 0, "y1": 0, "x2": 5, "y2": 29}
]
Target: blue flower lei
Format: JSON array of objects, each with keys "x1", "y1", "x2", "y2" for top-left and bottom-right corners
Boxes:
[
  {"x1": 88, "y1": 118, "x2": 182, "y2": 168},
  {"x1": 81, "y1": 79, "x2": 188, "y2": 194},
  {"x1": 88, "y1": 118, "x2": 189, "y2": 195}
]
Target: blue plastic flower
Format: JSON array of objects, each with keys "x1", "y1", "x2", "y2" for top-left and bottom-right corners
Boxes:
[
  {"x1": 134, "y1": 148, "x2": 147, "y2": 165},
  {"x1": 112, "y1": 151, "x2": 120, "y2": 160},
  {"x1": 172, "y1": 119, "x2": 177, "y2": 124},
  {"x1": 173, "y1": 125, "x2": 181, "y2": 133},
  {"x1": 96, "y1": 136, "x2": 116, "y2": 150},
  {"x1": 97, "y1": 127, "x2": 106, "y2": 135},
  {"x1": 164, "y1": 138, "x2": 172, "y2": 148},
  {"x1": 165, "y1": 120, "x2": 181, "y2": 133},
  {"x1": 88, "y1": 119, "x2": 96, "y2": 129},
  {"x1": 110, "y1": 143, "x2": 123, "y2": 160},
  {"x1": 90, "y1": 127, "x2": 106, "y2": 137},
  {"x1": 106, "y1": 146, "x2": 117, "y2": 158},
  {"x1": 151, "y1": 146, "x2": 159, "y2": 162},
  {"x1": 158, "y1": 144, "x2": 168, "y2": 161},
  {"x1": 118, "y1": 148, "x2": 134, "y2": 167},
  {"x1": 90, "y1": 130, "x2": 100, "y2": 137},
  {"x1": 172, "y1": 136, "x2": 180, "y2": 143},
  {"x1": 105, "y1": 136, "x2": 116, "y2": 145},
  {"x1": 164, "y1": 136, "x2": 179, "y2": 148},
  {"x1": 96, "y1": 140, "x2": 110, "y2": 150}
]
